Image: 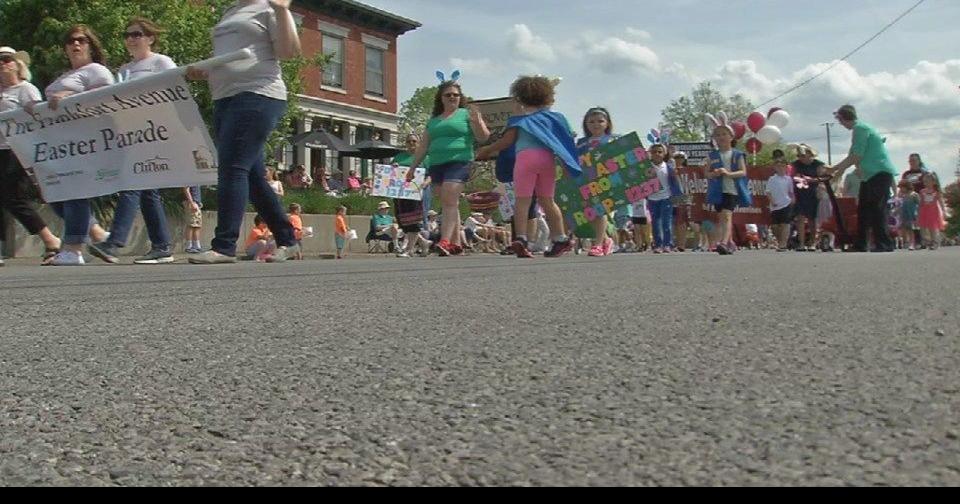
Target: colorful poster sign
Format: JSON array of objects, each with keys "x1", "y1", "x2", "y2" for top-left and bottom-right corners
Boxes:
[
  {"x1": 555, "y1": 133, "x2": 657, "y2": 230},
  {"x1": 372, "y1": 164, "x2": 427, "y2": 201}
]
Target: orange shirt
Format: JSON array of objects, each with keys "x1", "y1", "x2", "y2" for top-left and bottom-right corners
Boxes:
[
  {"x1": 289, "y1": 214, "x2": 303, "y2": 240},
  {"x1": 335, "y1": 214, "x2": 348, "y2": 235},
  {"x1": 245, "y1": 225, "x2": 269, "y2": 249}
]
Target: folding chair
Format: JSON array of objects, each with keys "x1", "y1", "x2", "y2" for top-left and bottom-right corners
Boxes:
[{"x1": 366, "y1": 218, "x2": 394, "y2": 254}]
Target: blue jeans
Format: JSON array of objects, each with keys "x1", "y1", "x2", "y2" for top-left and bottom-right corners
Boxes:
[
  {"x1": 648, "y1": 198, "x2": 674, "y2": 248},
  {"x1": 211, "y1": 92, "x2": 294, "y2": 256},
  {"x1": 106, "y1": 190, "x2": 171, "y2": 249},
  {"x1": 51, "y1": 200, "x2": 92, "y2": 245}
]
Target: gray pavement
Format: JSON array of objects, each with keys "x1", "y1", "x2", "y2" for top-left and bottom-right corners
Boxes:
[{"x1": 1, "y1": 249, "x2": 959, "y2": 486}]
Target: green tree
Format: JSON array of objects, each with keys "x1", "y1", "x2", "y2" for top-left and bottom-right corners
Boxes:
[
  {"x1": 945, "y1": 181, "x2": 960, "y2": 239},
  {"x1": 398, "y1": 85, "x2": 437, "y2": 136},
  {"x1": 661, "y1": 82, "x2": 755, "y2": 142}
]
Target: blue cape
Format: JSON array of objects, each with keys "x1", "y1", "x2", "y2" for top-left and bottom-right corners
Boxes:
[{"x1": 495, "y1": 110, "x2": 580, "y2": 183}]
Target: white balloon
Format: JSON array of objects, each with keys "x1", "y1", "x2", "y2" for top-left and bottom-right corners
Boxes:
[
  {"x1": 757, "y1": 125, "x2": 782, "y2": 145},
  {"x1": 767, "y1": 110, "x2": 791, "y2": 129}
]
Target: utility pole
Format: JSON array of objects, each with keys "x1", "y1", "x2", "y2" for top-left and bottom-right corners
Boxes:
[{"x1": 822, "y1": 122, "x2": 834, "y2": 165}]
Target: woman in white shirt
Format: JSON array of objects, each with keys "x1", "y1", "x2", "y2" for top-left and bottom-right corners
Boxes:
[
  {"x1": 92, "y1": 18, "x2": 178, "y2": 265},
  {"x1": 39, "y1": 25, "x2": 116, "y2": 266},
  {"x1": 0, "y1": 46, "x2": 64, "y2": 264},
  {"x1": 187, "y1": 0, "x2": 301, "y2": 265}
]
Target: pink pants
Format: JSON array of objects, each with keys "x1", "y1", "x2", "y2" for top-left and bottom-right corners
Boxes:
[{"x1": 514, "y1": 148, "x2": 557, "y2": 198}]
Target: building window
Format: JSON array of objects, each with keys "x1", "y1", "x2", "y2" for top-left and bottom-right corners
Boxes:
[
  {"x1": 322, "y1": 34, "x2": 344, "y2": 88},
  {"x1": 365, "y1": 46, "x2": 384, "y2": 97}
]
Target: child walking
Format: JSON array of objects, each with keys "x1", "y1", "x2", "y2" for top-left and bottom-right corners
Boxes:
[
  {"x1": 475, "y1": 76, "x2": 581, "y2": 258},
  {"x1": 765, "y1": 150, "x2": 794, "y2": 252},
  {"x1": 703, "y1": 112, "x2": 752, "y2": 255},
  {"x1": 334, "y1": 206, "x2": 348, "y2": 259},
  {"x1": 577, "y1": 108, "x2": 619, "y2": 256},
  {"x1": 645, "y1": 143, "x2": 684, "y2": 254},
  {"x1": 917, "y1": 173, "x2": 946, "y2": 250},
  {"x1": 898, "y1": 180, "x2": 920, "y2": 250},
  {"x1": 183, "y1": 186, "x2": 203, "y2": 253}
]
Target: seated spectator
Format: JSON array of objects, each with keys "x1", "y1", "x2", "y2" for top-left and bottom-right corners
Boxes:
[
  {"x1": 362, "y1": 176, "x2": 375, "y2": 195},
  {"x1": 244, "y1": 215, "x2": 275, "y2": 261},
  {"x1": 327, "y1": 174, "x2": 343, "y2": 192},
  {"x1": 316, "y1": 167, "x2": 332, "y2": 193},
  {"x1": 372, "y1": 201, "x2": 400, "y2": 250},
  {"x1": 288, "y1": 165, "x2": 313, "y2": 189},
  {"x1": 346, "y1": 170, "x2": 362, "y2": 192},
  {"x1": 423, "y1": 210, "x2": 441, "y2": 244}
]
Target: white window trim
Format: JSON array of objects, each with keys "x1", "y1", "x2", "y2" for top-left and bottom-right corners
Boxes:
[
  {"x1": 361, "y1": 34, "x2": 390, "y2": 51},
  {"x1": 318, "y1": 20, "x2": 350, "y2": 38},
  {"x1": 322, "y1": 85, "x2": 348, "y2": 95},
  {"x1": 364, "y1": 95, "x2": 388, "y2": 104}
]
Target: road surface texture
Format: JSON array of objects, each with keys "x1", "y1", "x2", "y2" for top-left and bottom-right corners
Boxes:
[{"x1": 1, "y1": 249, "x2": 958, "y2": 486}]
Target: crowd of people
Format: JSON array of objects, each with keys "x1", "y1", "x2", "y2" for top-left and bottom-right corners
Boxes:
[{"x1": 0, "y1": 1, "x2": 953, "y2": 267}]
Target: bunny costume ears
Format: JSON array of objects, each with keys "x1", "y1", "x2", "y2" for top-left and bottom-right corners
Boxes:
[
  {"x1": 705, "y1": 111, "x2": 735, "y2": 136},
  {"x1": 436, "y1": 69, "x2": 461, "y2": 84}
]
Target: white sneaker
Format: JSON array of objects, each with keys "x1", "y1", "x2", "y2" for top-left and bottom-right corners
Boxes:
[
  {"x1": 0, "y1": 257, "x2": 4, "y2": 267},
  {"x1": 48, "y1": 250, "x2": 85, "y2": 266},
  {"x1": 188, "y1": 250, "x2": 237, "y2": 264},
  {"x1": 396, "y1": 251, "x2": 411, "y2": 258},
  {"x1": 420, "y1": 240, "x2": 433, "y2": 257},
  {"x1": 265, "y1": 244, "x2": 300, "y2": 263}
]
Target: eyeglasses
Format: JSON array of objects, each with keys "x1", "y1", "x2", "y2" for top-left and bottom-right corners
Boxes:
[
  {"x1": 124, "y1": 31, "x2": 145, "y2": 39},
  {"x1": 65, "y1": 36, "x2": 89, "y2": 46}
]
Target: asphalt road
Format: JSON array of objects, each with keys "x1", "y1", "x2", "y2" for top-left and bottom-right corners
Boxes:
[{"x1": 1, "y1": 249, "x2": 959, "y2": 486}]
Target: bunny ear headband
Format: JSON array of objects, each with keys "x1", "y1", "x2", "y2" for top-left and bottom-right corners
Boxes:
[
  {"x1": 646, "y1": 128, "x2": 671, "y2": 146},
  {"x1": 436, "y1": 69, "x2": 462, "y2": 84},
  {"x1": 705, "y1": 111, "x2": 734, "y2": 136}
]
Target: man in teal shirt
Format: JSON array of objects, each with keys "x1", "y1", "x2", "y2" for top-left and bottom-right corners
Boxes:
[
  {"x1": 827, "y1": 105, "x2": 899, "y2": 252},
  {"x1": 372, "y1": 201, "x2": 400, "y2": 251}
]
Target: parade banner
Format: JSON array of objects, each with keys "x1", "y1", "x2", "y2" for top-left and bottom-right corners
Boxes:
[
  {"x1": 670, "y1": 142, "x2": 713, "y2": 166},
  {"x1": 371, "y1": 164, "x2": 427, "y2": 201},
  {"x1": 0, "y1": 50, "x2": 250, "y2": 203},
  {"x1": 555, "y1": 132, "x2": 657, "y2": 231},
  {"x1": 677, "y1": 165, "x2": 774, "y2": 225}
]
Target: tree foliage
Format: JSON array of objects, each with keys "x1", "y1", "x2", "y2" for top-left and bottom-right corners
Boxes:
[
  {"x1": 661, "y1": 82, "x2": 755, "y2": 142},
  {"x1": 398, "y1": 85, "x2": 437, "y2": 136},
  {"x1": 945, "y1": 181, "x2": 960, "y2": 238}
]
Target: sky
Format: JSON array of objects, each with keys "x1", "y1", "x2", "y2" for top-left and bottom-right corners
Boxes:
[{"x1": 363, "y1": 0, "x2": 960, "y2": 183}]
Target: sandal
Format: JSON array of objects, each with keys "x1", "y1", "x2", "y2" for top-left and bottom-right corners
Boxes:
[{"x1": 42, "y1": 248, "x2": 60, "y2": 261}]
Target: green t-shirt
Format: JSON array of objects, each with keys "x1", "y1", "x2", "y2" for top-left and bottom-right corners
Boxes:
[
  {"x1": 392, "y1": 152, "x2": 429, "y2": 169},
  {"x1": 426, "y1": 108, "x2": 474, "y2": 166},
  {"x1": 372, "y1": 212, "x2": 395, "y2": 228},
  {"x1": 850, "y1": 121, "x2": 898, "y2": 180}
]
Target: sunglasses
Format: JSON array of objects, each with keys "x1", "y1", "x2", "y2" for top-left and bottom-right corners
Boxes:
[
  {"x1": 0, "y1": 55, "x2": 15, "y2": 64},
  {"x1": 443, "y1": 93, "x2": 461, "y2": 98},
  {"x1": 124, "y1": 31, "x2": 145, "y2": 39},
  {"x1": 65, "y1": 36, "x2": 89, "y2": 46}
]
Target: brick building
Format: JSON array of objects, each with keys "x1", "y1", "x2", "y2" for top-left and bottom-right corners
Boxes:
[{"x1": 286, "y1": 0, "x2": 420, "y2": 178}]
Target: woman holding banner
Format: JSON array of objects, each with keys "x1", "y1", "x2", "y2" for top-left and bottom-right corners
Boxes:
[
  {"x1": 91, "y1": 18, "x2": 177, "y2": 265},
  {"x1": 404, "y1": 80, "x2": 490, "y2": 256},
  {"x1": 187, "y1": 0, "x2": 301, "y2": 264},
  {"x1": 0, "y1": 46, "x2": 65, "y2": 263},
  {"x1": 31, "y1": 26, "x2": 116, "y2": 266}
]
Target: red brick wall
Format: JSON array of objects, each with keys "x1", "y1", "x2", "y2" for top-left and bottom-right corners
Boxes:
[{"x1": 292, "y1": 6, "x2": 399, "y2": 115}]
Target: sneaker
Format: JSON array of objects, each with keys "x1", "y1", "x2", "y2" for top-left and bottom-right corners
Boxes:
[
  {"x1": 396, "y1": 251, "x2": 411, "y2": 258},
  {"x1": 266, "y1": 244, "x2": 300, "y2": 263},
  {"x1": 716, "y1": 244, "x2": 729, "y2": 256},
  {"x1": 420, "y1": 240, "x2": 433, "y2": 257},
  {"x1": 544, "y1": 239, "x2": 573, "y2": 258},
  {"x1": 436, "y1": 239, "x2": 453, "y2": 257},
  {"x1": 511, "y1": 239, "x2": 534, "y2": 259},
  {"x1": 663, "y1": 247, "x2": 672, "y2": 254},
  {"x1": 47, "y1": 250, "x2": 85, "y2": 266},
  {"x1": 450, "y1": 244, "x2": 465, "y2": 256},
  {"x1": 134, "y1": 248, "x2": 175, "y2": 265},
  {"x1": 588, "y1": 245, "x2": 605, "y2": 257},
  {"x1": 0, "y1": 257, "x2": 4, "y2": 267},
  {"x1": 602, "y1": 237, "x2": 615, "y2": 256},
  {"x1": 185, "y1": 246, "x2": 203, "y2": 254},
  {"x1": 88, "y1": 241, "x2": 120, "y2": 264},
  {"x1": 188, "y1": 250, "x2": 237, "y2": 264}
]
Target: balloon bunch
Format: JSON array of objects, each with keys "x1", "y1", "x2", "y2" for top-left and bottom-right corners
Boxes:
[
  {"x1": 646, "y1": 128, "x2": 671, "y2": 146},
  {"x1": 742, "y1": 108, "x2": 791, "y2": 155}
]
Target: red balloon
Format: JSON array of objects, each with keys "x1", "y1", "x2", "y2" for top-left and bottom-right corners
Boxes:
[
  {"x1": 731, "y1": 121, "x2": 747, "y2": 140},
  {"x1": 767, "y1": 107, "x2": 783, "y2": 119},
  {"x1": 745, "y1": 137, "x2": 763, "y2": 154},
  {"x1": 747, "y1": 112, "x2": 766, "y2": 134}
]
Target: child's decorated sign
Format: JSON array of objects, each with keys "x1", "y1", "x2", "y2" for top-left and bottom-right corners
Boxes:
[
  {"x1": 555, "y1": 132, "x2": 658, "y2": 230},
  {"x1": 372, "y1": 164, "x2": 427, "y2": 201}
]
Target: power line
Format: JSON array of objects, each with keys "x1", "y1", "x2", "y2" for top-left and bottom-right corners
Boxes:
[{"x1": 757, "y1": 0, "x2": 927, "y2": 108}]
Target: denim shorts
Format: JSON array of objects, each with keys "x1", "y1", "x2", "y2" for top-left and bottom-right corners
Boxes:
[{"x1": 429, "y1": 161, "x2": 471, "y2": 185}]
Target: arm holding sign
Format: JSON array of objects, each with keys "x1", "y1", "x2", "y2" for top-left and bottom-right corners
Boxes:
[{"x1": 469, "y1": 105, "x2": 491, "y2": 144}]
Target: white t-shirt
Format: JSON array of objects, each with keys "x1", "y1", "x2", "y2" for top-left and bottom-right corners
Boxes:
[
  {"x1": 0, "y1": 81, "x2": 42, "y2": 150},
  {"x1": 268, "y1": 180, "x2": 283, "y2": 195},
  {"x1": 648, "y1": 161, "x2": 671, "y2": 201},
  {"x1": 630, "y1": 199, "x2": 649, "y2": 220},
  {"x1": 118, "y1": 53, "x2": 177, "y2": 82},
  {"x1": 746, "y1": 223, "x2": 758, "y2": 234},
  {"x1": 210, "y1": 0, "x2": 287, "y2": 101},
  {"x1": 766, "y1": 174, "x2": 795, "y2": 211},
  {"x1": 45, "y1": 63, "x2": 115, "y2": 96},
  {"x1": 464, "y1": 217, "x2": 482, "y2": 232},
  {"x1": 719, "y1": 150, "x2": 737, "y2": 195}
]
